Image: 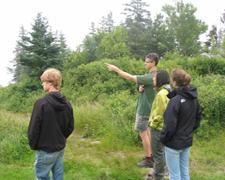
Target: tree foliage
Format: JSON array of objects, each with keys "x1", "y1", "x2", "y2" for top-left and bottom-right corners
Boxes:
[
  {"x1": 204, "y1": 25, "x2": 219, "y2": 54},
  {"x1": 146, "y1": 14, "x2": 176, "y2": 56},
  {"x1": 162, "y1": 1, "x2": 207, "y2": 56},
  {"x1": 100, "y1": 11, "x2": 114, "y2": 33},
  {"x1": 13, "y1": 13, "x2": 68, "y2": 81},
  {"x1": 122, "y1": 0, "x2": 152, "y2": 59},
  {"x1": 98, "y1": 26, "x2": 131, "y2": 59},
  {"x1": 9, "y1": 26, "x2": 28, "y2": 82}
]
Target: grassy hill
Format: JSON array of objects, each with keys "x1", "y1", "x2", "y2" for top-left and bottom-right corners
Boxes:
[
  {"x1": 0, "y1": 55, "x2": 225, "y2": 179},
  {"x1": 0, "y1": 109, "x2": 224, "y2": 180}
]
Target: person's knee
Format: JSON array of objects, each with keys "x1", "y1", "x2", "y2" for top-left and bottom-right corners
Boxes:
[{"x1": 139, "y1": 130, "x2": 149, "y2": 139}]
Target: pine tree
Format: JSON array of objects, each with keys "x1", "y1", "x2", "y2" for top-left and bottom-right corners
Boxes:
[
  {"x1": 100, "y1": 11, "x2": 114, "y2": 32},
  {"x1": 9, "y1": 26, "x2": 28, "y2": 82},
  {"x1": 204, "y1": 25, "x2": 218, "y2": 53},
  {"x1": 15, "y1": 13, "x2": 67, "y2": 79},
  {"x1": 122, "y1": 0, "x2": 152, "y2": 59}
]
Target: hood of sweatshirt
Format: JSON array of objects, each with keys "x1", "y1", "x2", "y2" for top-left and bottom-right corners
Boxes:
[
  {"x1": 46, "y1": 92, "x2": 68, "y2": 111},
  {"x1": 168, "y1": 85, "x2": 198, "y2": 99}
]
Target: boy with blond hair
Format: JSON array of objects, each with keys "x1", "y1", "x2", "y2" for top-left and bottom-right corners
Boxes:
[{"x1": 28, "y1": 68, "x2": 74, "y2": 180}]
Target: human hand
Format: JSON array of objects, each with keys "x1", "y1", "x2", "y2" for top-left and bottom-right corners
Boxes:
[
  {"x1": 105, "y1": 63, "x2": 119, "y2": 72},
  {"x1": 139, "y1": 85, "x2": 144, "y2": 93}
]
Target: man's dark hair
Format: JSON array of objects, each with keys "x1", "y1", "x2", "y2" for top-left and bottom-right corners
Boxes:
[
  {"x1": 145, "y1": 53, "x2": 159, "y2": 65},
  {"x1": 156, "y1": 70, "x2": 170, "y2": 87}
]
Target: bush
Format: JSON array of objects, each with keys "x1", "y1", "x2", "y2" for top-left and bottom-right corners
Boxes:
[
  {"x1": 193, "y1": 75, "x2": 225, "y2": 126},
  {"x1": 0, "y1": 77, "x2": 43, "y2": 112},
  {"x1": 182, "y1": 56, "x2": 225, "y2": 76},
  {"x1": 62, "y1": 57, "x2": 145, "y2": 103},
  {"x1": 159, "y1": 55, "x2": 225, "y2": 78}
]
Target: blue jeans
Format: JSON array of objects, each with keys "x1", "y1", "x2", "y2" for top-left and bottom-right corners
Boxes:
[
  {"x1": 35, "y1": 149, "x2": 64, "y2": 180},
  {"x1": 165, "y1": 146, "x2": 190, "y2": 180}
]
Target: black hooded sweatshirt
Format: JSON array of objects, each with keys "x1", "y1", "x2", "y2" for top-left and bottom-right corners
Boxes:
[
  {"x1": 28, "y1": 92, "x2": 74, "y2": 152},
  {"x1": 160, "y1": 85, "x2": 201, "y2": 150}
]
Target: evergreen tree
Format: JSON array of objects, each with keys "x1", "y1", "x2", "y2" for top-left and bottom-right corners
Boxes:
[
  {"x1": 123, "y1": 0, "x2": 151, "y2": 24},
  {"x1": 16, "y1": 13, "x2": 67, "y2": 79},
  {"x1": 89, "y1": 22, "x2": 97, "y2": 35},
  {"x1": 81, "y1": 32, "x2": 105, "y2": 62},
  {"x1": 204, "y1": 25, "x2": 219, "y2": 54},
  {"x1": 220, "y1": 10, "x2": 225, "y2": 33},
  {"x1": 215, "y1": 11, "x2": 225, "y2": 57},
  {"x1": 218, "y1": 10, "x2": 225, "y2": 45},
  {"x1": 100, "y1": 11, "x2": 114, "y2": 32},
  {"x1": 122, "y1": 0, "x2": 152, "y2": 59},
  {"x1": 9, "y1": 26, "x2": 29, "y2": 82}
]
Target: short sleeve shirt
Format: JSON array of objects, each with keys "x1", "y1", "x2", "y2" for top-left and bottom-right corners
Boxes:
[{"x1": 136, "y1": 72, "x2": 156, "y2": 118}]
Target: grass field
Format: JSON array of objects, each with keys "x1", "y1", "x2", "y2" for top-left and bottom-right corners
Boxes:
[{"x1": 0, "y1": 110, "x2": 225, "y2": 180}]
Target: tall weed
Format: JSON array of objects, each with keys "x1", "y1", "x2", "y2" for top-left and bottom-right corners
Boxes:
[{"x1": 0, "y1": 110, "x2": 32, "y2": 163}]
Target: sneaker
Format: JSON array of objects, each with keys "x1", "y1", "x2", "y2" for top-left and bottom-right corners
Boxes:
[
  {"x1": 137, "y1": 157, "x2": 154, "y2": 168},
  {"x1": 164, "y1": 168, "x2": 169, "y2": 180},
  {"x1": 145, "y1": 173, "x2": 154, "y2": 180},
  {"x1": 144, "y1": 170, "x2": 154, "y2": 180}
]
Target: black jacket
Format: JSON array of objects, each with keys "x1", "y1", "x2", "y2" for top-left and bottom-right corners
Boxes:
[
  {"x1": 160, "y1": 86, "x2": 201, "y2": 150},
  {"x1": 28, "y1": 92, "x2": 74, "y2": 152}
]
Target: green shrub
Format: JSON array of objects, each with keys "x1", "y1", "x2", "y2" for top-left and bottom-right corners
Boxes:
[
  {"x1": 183, "y1": 56, "x2": 225, "y2": 76},
  {"x1": 62, "y1": 57, "x2": 145, "y2": 103},
  {"x1": 159, "y1": 55, "x2": 225, "y2": 78},
  {"x1": 0, "y1": 78, "x2": 43, "y2": 112},
  {"x1": 193, "y1": 75, "x2": 225, "y2": 126}
]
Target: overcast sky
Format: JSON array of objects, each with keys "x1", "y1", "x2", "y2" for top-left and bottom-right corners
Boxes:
[{"x1": 0, "y1": 0, "x2": 225, "y2": 87}]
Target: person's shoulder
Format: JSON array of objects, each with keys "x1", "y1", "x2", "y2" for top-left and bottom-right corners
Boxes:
[
  {"x1": 170, "y1": 94, "x2": 182, "y2": 105},
  {"x1": 155, "y1": 89, "x2": 168, "y2": 100},
  {"x1": 159, "y1": 87, "x2": 168, "y2": 93},
  {"x1": 62, "y1": 96, "x2": 73, "y2": 109},
  {"x1": 66, "y1": 99, "x2": 72, "y2": 106},
  {"x1": 137, "y1": 72, "x2": 152, "y2": 76},
  {"x1": 141, "y1": 73, "x2": 153, "y2": 80},
  {"x1": 146, "y1": 72, "x2": 153, "y2": 76},
  {"x1": 34, "y1": 96, "x2": 47, "y2": 106}
]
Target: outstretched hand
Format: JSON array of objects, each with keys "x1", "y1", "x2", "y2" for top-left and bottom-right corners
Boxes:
[
  {"x1": 105, "y1": 63, "x2": 119, "y2": 72},
  {"x1": 105, "y1": 63, "x2": 136, "y2": 82}
]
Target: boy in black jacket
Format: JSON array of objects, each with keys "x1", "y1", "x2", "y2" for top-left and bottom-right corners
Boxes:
[
  {"x1": 160, "y1": 69, "x2": 201, "y2": 180},
  {"x1": 28, "y1": 68, "x2": 74, "y2": 180}
]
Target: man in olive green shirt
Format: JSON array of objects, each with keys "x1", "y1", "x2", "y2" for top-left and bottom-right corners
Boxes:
[{"x1": 106, "y1": 53, "x2": 159, "y2": 168}]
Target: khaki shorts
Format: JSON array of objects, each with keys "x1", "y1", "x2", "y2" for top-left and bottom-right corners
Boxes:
[{"x1": 134, "y1": 113, "x2": 149, "y2": 132}]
